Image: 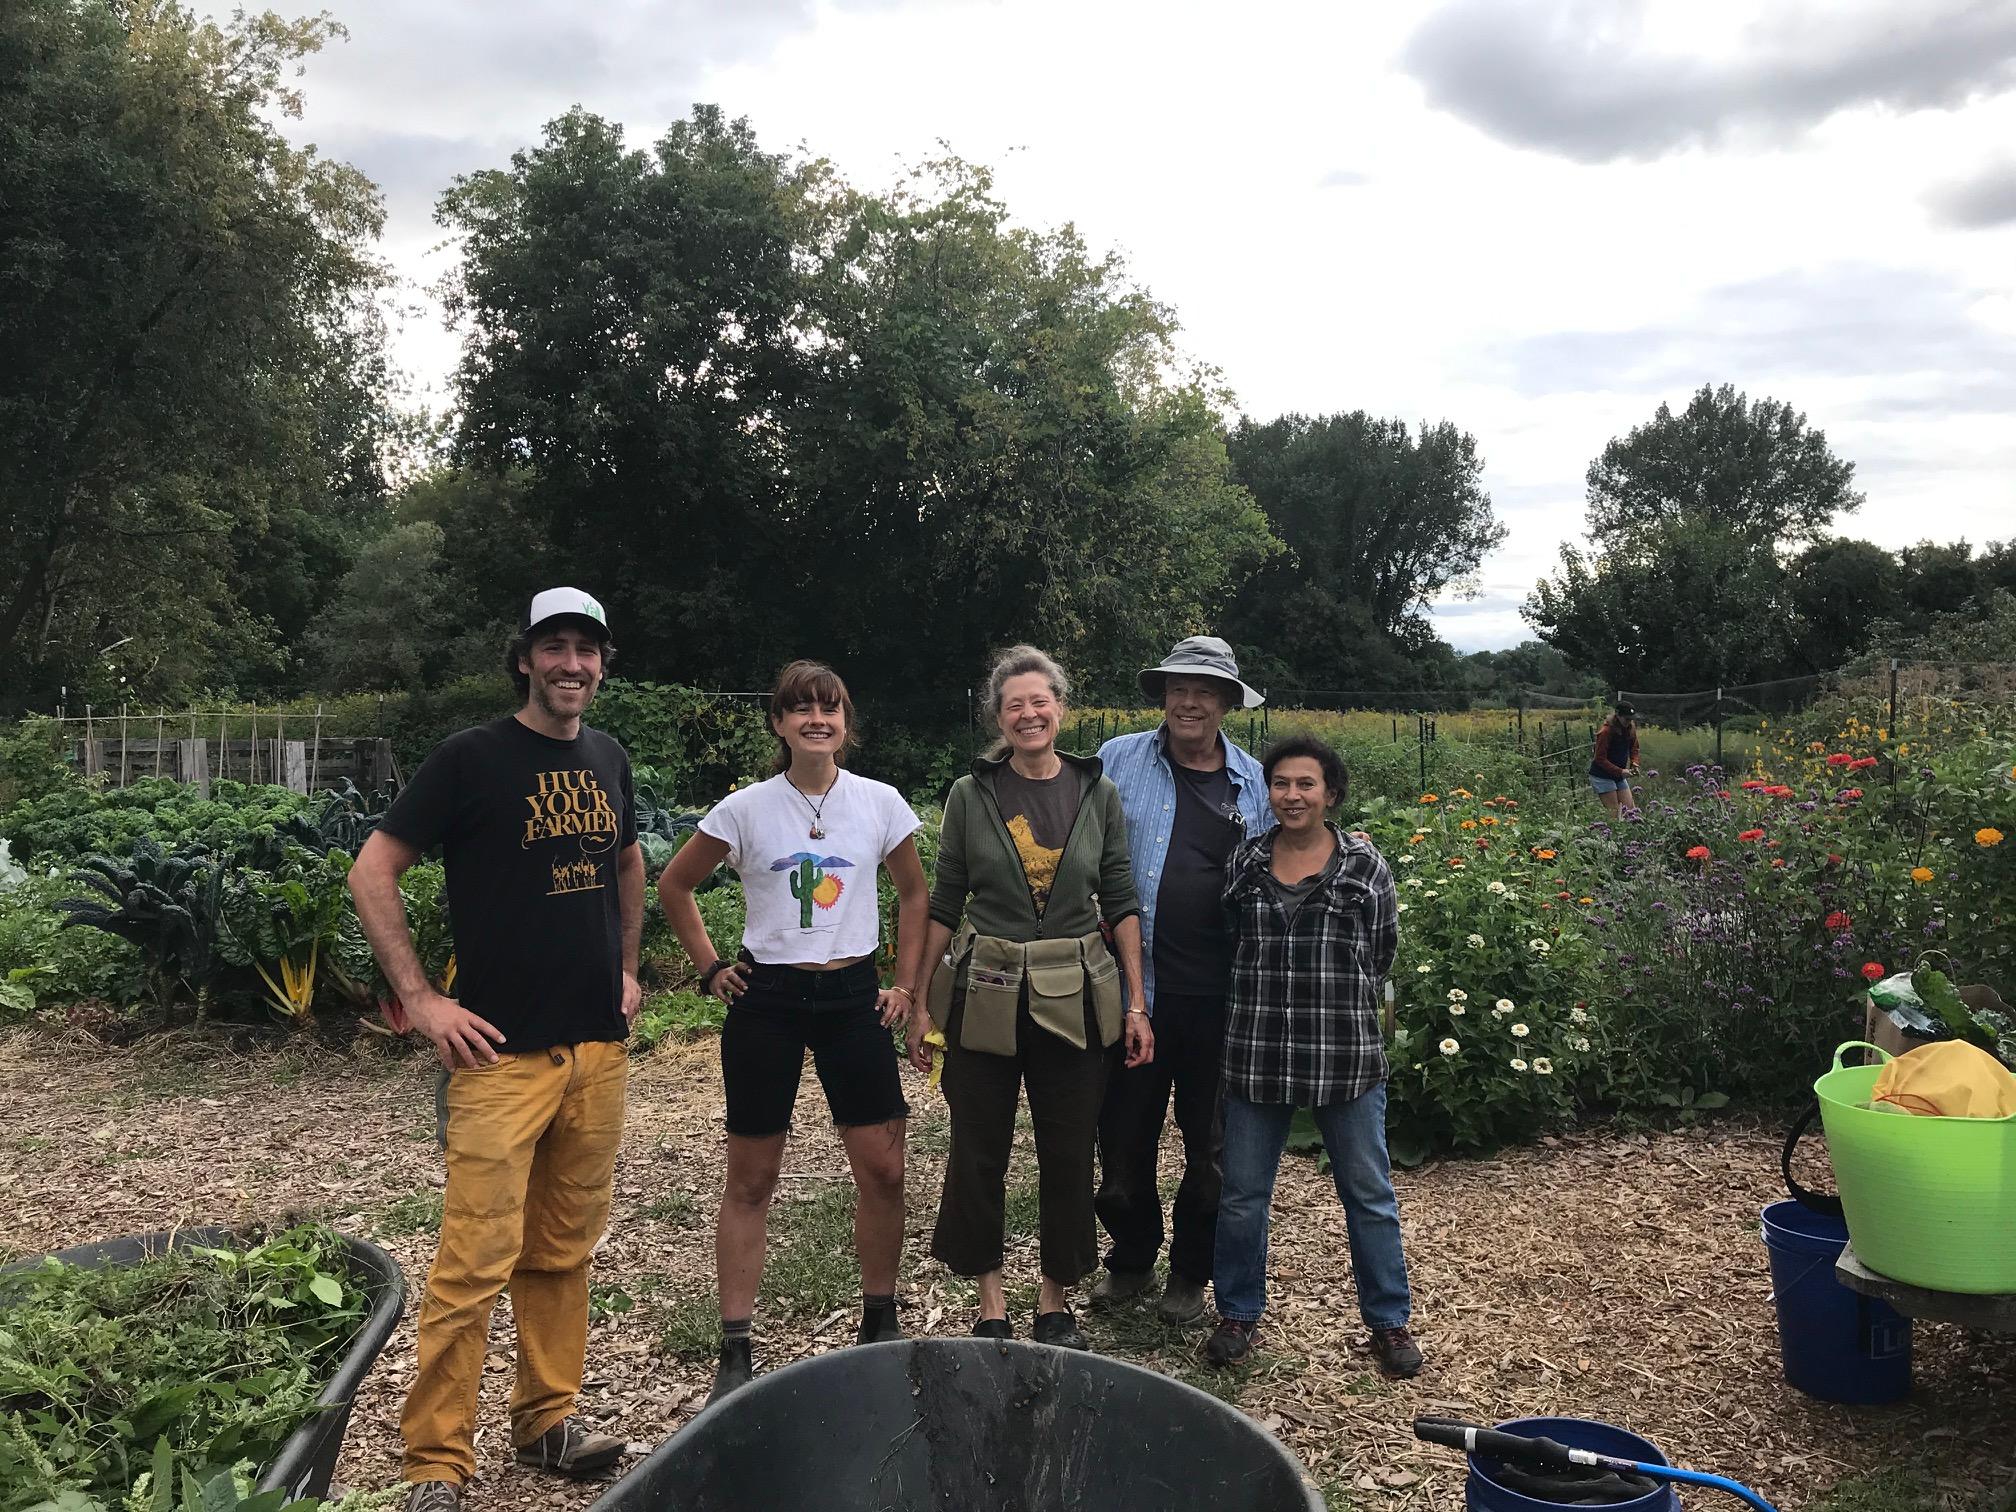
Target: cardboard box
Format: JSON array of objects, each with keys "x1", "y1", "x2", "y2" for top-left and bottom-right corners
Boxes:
[{"x1": 1859, "y1": 984, "x2": 2011, "y2": 1061}]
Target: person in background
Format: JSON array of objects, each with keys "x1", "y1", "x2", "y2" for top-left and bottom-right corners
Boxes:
[
  {"x1": 350, "y1": 588, "x2": 641, "y2": 1509},
  {"x1": 1091, "y1": 636, "x2": 1273, "y2": 1324},
  {"x1": 1206, "y1": 735, "x2": 1421, "y2": 1380},
  {"x1": 659, "y1": 660, "x2": 930, "y2": 1404},
  {"x1": 906, "y1": 645, "x2": 1151, "y2": 1348},
  {"x1": 1589, "y1": 700, "x2": 1640, "y2": 815}
]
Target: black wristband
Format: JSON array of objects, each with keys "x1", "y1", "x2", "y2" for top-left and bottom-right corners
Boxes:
[{"x1": 699, "y1": 959, "x2": 731, "y2": 990}]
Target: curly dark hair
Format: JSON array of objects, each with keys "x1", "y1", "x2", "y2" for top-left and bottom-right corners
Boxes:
[{"x1": 1261, "y1": 734, "x2": 1348, "y2": 808}]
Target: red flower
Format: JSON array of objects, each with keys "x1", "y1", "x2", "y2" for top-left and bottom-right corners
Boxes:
[
  {"x1": 1715, "y1": 790, "x2": 1731, "y2": 800},
  {"x1": 1740, "y1": 780, "x2": 1767, "y2": 791},
  {"x1": 1685, "y1": 844, "x2": 1710, "y2": 861},
  {"x1": 1861, "y1": 962, "x2": 1886, "y2": 981},
  {"x1": 1738, "y1": 828, "x2": 1765, "y2": 842},
  {"x1": 1770, "y1": 857, "x2": 1787, "y2": 868},
  {"x1": 1838, "y1": 788, "x2": 1864, "y2": 802},
  {"x1": 1849, "y1": 756, "x2": 1879, "y2": 771},
  {"x1": 1557, "y1": 890, "x2": 1573, "y2": 899},
  {"x1": 1764, "y1": 785, "x2": 1795, "y2": 798},
  {"x1": 1827, "y1": 853, "x2": 1843, "y2": 865},
  {"x1": 1826, "y1": 753, "x2": 1854, "y2": 767},
  {"x1": 1824, "y1": 911, "x2": 1852, "y2": 932}
]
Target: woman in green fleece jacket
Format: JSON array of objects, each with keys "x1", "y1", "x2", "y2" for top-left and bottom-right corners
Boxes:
[{"x1": 907, "y1": 645, "x2": 1151, "y2": 1347}]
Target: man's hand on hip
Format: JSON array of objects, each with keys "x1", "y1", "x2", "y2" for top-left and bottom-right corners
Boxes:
[{"x1": 404, "y1": 988, "x2": 509, "y2": 1069}]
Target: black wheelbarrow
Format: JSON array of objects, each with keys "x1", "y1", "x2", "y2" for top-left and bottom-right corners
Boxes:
[{"x1": 593, "y1": 1338, "x2": 1324, "y2": 1511}]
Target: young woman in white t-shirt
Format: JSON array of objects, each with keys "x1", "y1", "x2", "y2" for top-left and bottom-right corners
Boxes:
[{"x1": 659, "y1": 660, "x2": 931, "y2": 1405}]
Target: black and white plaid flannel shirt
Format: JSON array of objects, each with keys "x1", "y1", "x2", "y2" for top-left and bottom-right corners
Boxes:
[{"x1": 1220, "y1": 824, "x2": 1399, "y2": 1107}]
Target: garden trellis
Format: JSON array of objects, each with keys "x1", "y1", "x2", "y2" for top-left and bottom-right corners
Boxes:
[{"x1": 37, "y1": 704, "x2": 399, "y2": 797}]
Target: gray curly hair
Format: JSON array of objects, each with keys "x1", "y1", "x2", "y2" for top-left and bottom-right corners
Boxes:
[{"x1": 985, "y1": 645, "x2": 1071, "y2": 715}]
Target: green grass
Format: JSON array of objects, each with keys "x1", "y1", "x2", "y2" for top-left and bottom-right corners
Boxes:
[
  {"x1": 908, "y1": 1108, "x2": 950, "y2": 1157},
  {"x1": 760, "y1": 1182, "x2": 860, "y2": 1322},
  {"x1": 638, "y1": 1191, "x2": 700, "y2": 1225},
  {"x1": 1003, "y1": 1176, "x2": 1041, "y2": 1239},
  {"x1": 654, "y1": 1293, "x2": 721, "y2": 1362},
  {"x1": 1811, "y1": 1469, "x2": 1942, "y2": 1512},
  {"x1": 374, "y1": 1189, "x2": 444, "y2": 1236}
]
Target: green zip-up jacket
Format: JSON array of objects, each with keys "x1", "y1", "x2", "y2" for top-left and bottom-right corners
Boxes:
[{"x1": 927, "y1": 750, "x2": 1141, "y2": 942}]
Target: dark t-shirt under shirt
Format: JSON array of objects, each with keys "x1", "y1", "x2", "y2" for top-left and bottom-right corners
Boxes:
[
  {"x1": 1154, "y1": 761, "x2": 1242, "y2": 993},
  {"x1": 993, "y1": 764, "x2": 1081, "y2": 916},
  {"x1": 379, "y1": 715, "x2": 637, "y2": 1053}
]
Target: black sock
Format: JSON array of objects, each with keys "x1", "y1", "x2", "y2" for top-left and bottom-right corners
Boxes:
[
  {"x1": 862, "y1": 1292, "x2": 895, "y2": 1315},
  {"x1": 721, "y1": 1317, "x2": 752, "y2": 1344}
]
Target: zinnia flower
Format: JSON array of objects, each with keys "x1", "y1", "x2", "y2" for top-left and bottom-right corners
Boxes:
[
  {"x1": 1569, "y1": 1007, "x2": 1589, "y2": 1025},
  {"x1": 1535, "y1": 848, "x2": 1557, "y2": 860},
  {"x1": 1528, "y1": 939, "x2": 1551, "y2": 952},
  {"x1": 1977, "y1": 828, "x2": 2005, "y2": 847},
  {"x1": 1439, "y1": 1037, "x2": 1460, "y2": 1056},
  {"x1": 1824, "y1": 911, "x2": 1852, "y2": 933},
  {"x1": 1466, "y1": 933, "x2": 1485, "y2": 947},
  {"x1": 1448, "y1": 988, "x2": 1469, "y2": 1002},
  {"x1": 1911, "y1": 866, "x2": 1935, "y2": 883},
  {"x1": 1850, "y1": 756, "x2": 1878, "y2": 771},
  {"x1": 1496, "y1": 998, "x2": 1516, "y2": 1013},
  {"x1": 1573, "y1": 1036, "x2": 1591, "y2": 1051},
  {"x1": 1740, "y1": 780, "x2": 1767, "y2": 791},
  {"x1": 1487, "y1": 880, "x2": 1508, "y2": 895},
  {"x1": 1738, "y1": 829, "x2": 1765, "y2": 842},
  {"x1": 1533, "y1": 1058, "x2": 1554, "y2": 1074},
  {"x1": 1460, "y1": 819, "x2": 1478, "y2": 830},
  {"x1": 1417, "y1": 963, "x2": 1433, "y2": 973},
  {"x1": 1837, "y1": 788, "x2": 1863, "y2": 802},
  {"x1": 1420, "y1": 794, "x2": 1439, "y2": 804},
  {"x1": 1449, "y1": 1002, "x2": 1466, "y2": 1016},
  {"x1": 1826, "y1": 753, "x2": 1853, "y2": 767},
  {"x1": 1861, "y1": 962, "x2": 1886, "y2": 981},
  {"x1": 1686, "y1": 845, "x2": 1710, "y2": 861},
  {"x1": 1511, "y1": 1023, "x2": 1531, "y2": 1037},
  {"x1": 1510, "y1": 1058, "x2": 1529, "y2": 1072}
]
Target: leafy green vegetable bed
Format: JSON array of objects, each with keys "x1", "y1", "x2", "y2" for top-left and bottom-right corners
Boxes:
[{"x1": 0, "y1": 1225, "x2": 367, "y2": 1512}]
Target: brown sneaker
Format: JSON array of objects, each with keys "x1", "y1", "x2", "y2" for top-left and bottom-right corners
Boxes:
[
  {"x1": 1370, "y1": 1325, "x2": 1424, "y2": 1378},
  {"x1": 1203, "y1": 1317, "x2": 1258, "y2": 1368},
  {"x1": 515, "y1": 1415, "x2": 626, "y2": 1476},
  {"x1": 404, "y1": 1483, "x2": 462, "y2": 1512}
]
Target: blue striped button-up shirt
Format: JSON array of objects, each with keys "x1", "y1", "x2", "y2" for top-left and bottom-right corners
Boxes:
[{"x1": 1096, "y1": 726, "x2": 1276, "y2": 1013}]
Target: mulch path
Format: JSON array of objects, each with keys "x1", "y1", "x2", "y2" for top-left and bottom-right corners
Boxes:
[{"x1": 2, "y1": 1026, "x2": 2010, "y2": 1510}]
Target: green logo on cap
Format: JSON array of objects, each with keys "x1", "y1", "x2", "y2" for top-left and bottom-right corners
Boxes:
[{"x1": 581, "y1": 597, "x2": 604, "y2": 623}]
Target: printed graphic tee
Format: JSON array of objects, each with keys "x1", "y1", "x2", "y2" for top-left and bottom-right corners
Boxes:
[
  {"x1": 993, "y1": 765, "x2": 1082, "y2": 916},
  {"x1": 700, "y1": 771, "x2": 921, "y2": 965},
  {"x1": 379, "y1": 716, "x2": 637, "y2": 1052},
  {"x1": 1153, "y1": 761, "x2": 1243, "y2": 994}
]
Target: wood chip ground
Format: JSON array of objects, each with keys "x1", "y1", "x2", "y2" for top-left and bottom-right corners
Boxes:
[{"x1": 2, "y1": 1028, "x2": 2010, "y2": 1510}]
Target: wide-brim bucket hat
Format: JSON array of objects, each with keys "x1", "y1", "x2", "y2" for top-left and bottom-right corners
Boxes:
[{"x1": 1138, "y1": 635, "x2": 1264, "y2": 709}]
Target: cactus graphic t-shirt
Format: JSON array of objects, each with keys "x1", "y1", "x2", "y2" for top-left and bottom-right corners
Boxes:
[
  {"x1": 379, "y1": 715, "x2": 637, "y2": 1052},
  {"x1": 699, "y1": 771, "x2": 921, "y2": 967}
]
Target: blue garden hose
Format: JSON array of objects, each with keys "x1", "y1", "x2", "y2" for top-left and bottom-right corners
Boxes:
[{"x1": 1414, "y1": 1418, "x2": 1783, "y2": 1512}]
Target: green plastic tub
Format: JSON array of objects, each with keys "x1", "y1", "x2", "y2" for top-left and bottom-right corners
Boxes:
[{"x1": 1814, "y1": 1041, "x2": 2016, "y2": 1294}]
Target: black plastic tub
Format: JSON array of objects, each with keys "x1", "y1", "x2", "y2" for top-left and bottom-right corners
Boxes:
[
  {"x1": 14, "y1": 1225, "x2": 405, "y2": 1499},
  {"x1": 593, "y1": 1338, "x2": 1326, "y2": 1512}
]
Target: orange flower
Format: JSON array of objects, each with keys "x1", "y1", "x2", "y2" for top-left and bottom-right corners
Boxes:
[
  {"x1": 1978, "y1": 828, "x2": 2006, "y2": 847},
  {"x1": 1910, "y1": 866, "x2": 1934, "y2": 883},
  {"x1": 1460, "y1": 819, "x2": 1478, "y2": 830},
  {"x1": 1534, "y1": 848, "x2": 1557, "y2": 860},
  {"x1": 1738, "y1": 829, "x2": 1765, "y2": 842},
  {"x1": 1419, "y1": 794, "x2": 1439, "y2": 804},
  {"x1": 1685, "y1": 845, "x2": 1710, "y2": 861}
]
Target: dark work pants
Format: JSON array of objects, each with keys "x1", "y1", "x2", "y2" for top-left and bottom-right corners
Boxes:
[
  {"x1": 1094, "y1": 990, "x2": 1226, "y2": 1283},
  {"x1": 931, "y1": 991, "x2": 1109, "y2": 1284}
]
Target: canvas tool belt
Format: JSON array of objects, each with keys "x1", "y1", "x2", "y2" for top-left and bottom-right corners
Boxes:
[{"x1": 926, "y1": 924, "x2": 1122, "y2": 1056}]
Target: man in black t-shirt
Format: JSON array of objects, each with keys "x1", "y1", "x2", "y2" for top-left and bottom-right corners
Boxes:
[{"x1": 350, "y1": 587, "x2": 643, "y2": 1508}]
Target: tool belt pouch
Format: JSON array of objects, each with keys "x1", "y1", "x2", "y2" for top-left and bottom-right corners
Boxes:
[
  {"x1": 1083, "y1": 932, "x2": 1123, "y2": 1048},
  {"x1": 926, "y1": 923, "x2": 975, "y2": 1033},
  {"x1": 958, "y1": 932, "x2": 1025, "y2": 1057},
  {"x1": 1025, "y1": 934, "x2": 1097, "y2": 1050}
]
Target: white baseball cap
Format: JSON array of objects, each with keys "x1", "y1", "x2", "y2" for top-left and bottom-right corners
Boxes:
[{"x1": 525, "y1": 587, "x2": 611, "y2": 639}]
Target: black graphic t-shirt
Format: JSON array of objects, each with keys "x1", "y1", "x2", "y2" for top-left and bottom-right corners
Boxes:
[
  {"x1": 1154, "y1": 762, "x2": 1242, "y2": 993},
  {"x1": 380, "y1": 716, "x2": 637, "y2": 1052},
  {"x1": 993, "y1": 765, "x2": 1081, "y2": 916}
]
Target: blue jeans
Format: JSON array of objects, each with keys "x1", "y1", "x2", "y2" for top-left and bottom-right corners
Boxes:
[{"x1": 1212, "y1": 1085, "x2": 1412, "y2": 1329}]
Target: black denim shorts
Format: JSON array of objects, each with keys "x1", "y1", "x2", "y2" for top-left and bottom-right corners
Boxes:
[{"x1": 720, "y1": 956, "x2": 910, "y2": 1137}]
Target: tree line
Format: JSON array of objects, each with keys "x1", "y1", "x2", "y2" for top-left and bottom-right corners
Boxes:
[{"x1": 6, "y1": 2, "x2": 2008, "y2": 725}]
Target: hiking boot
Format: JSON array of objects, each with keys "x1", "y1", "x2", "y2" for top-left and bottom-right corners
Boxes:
[
  {"x1": 1031, "y1": 1308, "x2": 1089, "y2": 1350},
  {"x1": 707, "y1": 1336, "x2": 755, "y2": 1405},
  {"x1": 1089, "y1": 1267, "x2": 1155, "y2": 1308},
  {"x1": 404, "y1": 1482, "x2": 462, "y2": 1512},
  {"x1": 1203, "y1": 1318, "x2": 1257, "y2": 1368},
  {"x1": 971, "y1": 1316, "x2": 1013, "y2": 1340},
  {"x1": 856, "y1": 1301, "x2": 903, "y2": 1345},
  {"x1": 1156, "y1": 1273, "x2": 1208, "y2": 1325},
  {"x1": 1370, "y1": 1325, "x2": 1424, "y2": 1379},
  {"x1": 514, "y1": 1415, "x2": 625, "y2": 1477}
]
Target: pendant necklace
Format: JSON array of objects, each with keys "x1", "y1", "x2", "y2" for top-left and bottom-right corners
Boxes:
[{"x1": 786, "y1": 772, "x2": 838, "y2": 839}]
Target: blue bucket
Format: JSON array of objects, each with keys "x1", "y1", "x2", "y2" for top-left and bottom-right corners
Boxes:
[
  {"x1": 1761, "y1": 1200, "x2": 1911, "y2": 1404},
  {"x1": 1467, "y1": 1417, "x2": 1676, "y2": 1512}
]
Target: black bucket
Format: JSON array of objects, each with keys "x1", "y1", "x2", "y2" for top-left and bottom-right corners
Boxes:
[
  {"x1": 18, "y1": 1225, "x2": 406, "y2": 1499},
  {"x1": 595, "y1": 1339, "x2": 1324, "y2": 1512}
]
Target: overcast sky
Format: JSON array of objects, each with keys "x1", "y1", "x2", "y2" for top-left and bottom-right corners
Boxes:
[{"x1": 266, "y1": 0, "x2": 2016, "y2": 651}]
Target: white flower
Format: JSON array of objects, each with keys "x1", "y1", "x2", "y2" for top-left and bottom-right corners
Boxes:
[
  {"x1": 1396, "y1": 902, "x2": 1409, "y2": 913},
  {"x1": 1447, "y1": 988, "x2": 1468, "y2": 1002},
  {"x1": 1510, "y1": 1057, "x2": 1529, "y2": 1072},
  {"x1": 1573, "y1": 1037, "x2": 1591, "y2": 1052},
  {"x1": 1404, "y1": 877, "x2": 1424, "y2": 889},
  {"x1": 1466, "y1": 933, "x2": 1486, "y2": 948},
  {"x1": 1495, "y1": 998, "x2": 1515, "y2": 1013},
  {"x1": 1423, "y1": 890, "x2": 1440, "y2": 900},
  {"x1": 1448, "y1": 1003, "x2": 1466, "y2": 1015},
  {"x1": 1397, "y1": 854, "x2": 1415, "y2": 865},
  {"x1": 1439, "y1": 1037, "x2": 1460, "y2": 1056},
  {"x1": 1528, "y1": 938, "x2": 1551, "y2": 952},
  {"x1": 1511, "y1": 1023, "x2": 1531, "y2": 1038},
  {"x1": 1569, "y1": 1006, "x2": 1589, "y2": 1025},
  {"x1": 1533, "y1": 1057, "x2": 1554, "y2": 1074},
  {"x1": 1487, "y1": 880, "x2": 1508, "y2": 895},
  {"x1": 1416, "y1": 963, "x2": 1433, "y2": 974}
]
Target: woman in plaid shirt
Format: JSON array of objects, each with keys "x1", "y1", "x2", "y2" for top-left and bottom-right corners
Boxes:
[{"x1": 1205, "y1": 736, "x2": 1422, "y2": 1378}]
